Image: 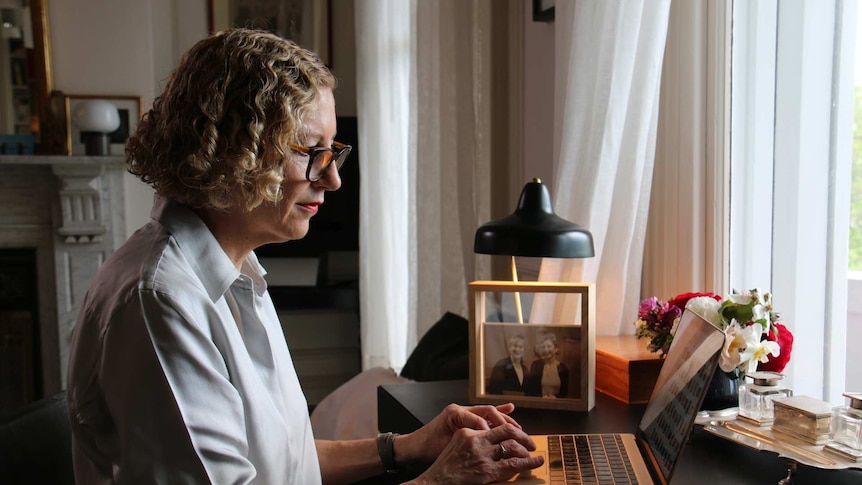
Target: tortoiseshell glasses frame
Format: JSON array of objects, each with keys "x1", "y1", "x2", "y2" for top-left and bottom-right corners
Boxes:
[{"x1": 289, "y1": 140, "x2": 352, "y2": 182}]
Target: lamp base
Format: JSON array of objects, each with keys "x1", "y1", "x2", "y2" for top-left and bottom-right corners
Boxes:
[{"x1": 81, "y1": 132, "x2": 110, "y2": 156}]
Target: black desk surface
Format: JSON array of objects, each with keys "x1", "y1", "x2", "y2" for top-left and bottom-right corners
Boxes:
[{"x1": 377, "y1": 380, "x2": 862, "y2": 485}]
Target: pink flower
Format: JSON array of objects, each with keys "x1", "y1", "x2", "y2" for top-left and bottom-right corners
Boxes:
[
  {"x1": 638, "y1": 297, "x2": 661, "y2": 319},
  {"x1": 635, "y1": 289, "x2": 794, "y2": 375},
  {"x1": 659, "y1": 304, "x2": 682, "y2": 330}
]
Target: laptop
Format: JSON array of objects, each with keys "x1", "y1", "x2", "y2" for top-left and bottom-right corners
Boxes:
[{"x1": 496, "y1": 308, "x2": 726, "y2": 485}]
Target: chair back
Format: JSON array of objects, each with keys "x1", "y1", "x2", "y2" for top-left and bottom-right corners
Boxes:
[{"x1": 0, "y1": 391, "x2": 74, "y2": 485}]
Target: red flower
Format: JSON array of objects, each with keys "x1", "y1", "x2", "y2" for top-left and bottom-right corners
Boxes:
[
  {"x1": 757, "y1": 323, "x2": 793, "y2": 373},
  {"x1": 669, "y1": 292, "x2": 721, "y2": 312}
]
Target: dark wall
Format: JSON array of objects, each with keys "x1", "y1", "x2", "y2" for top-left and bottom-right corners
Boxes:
[{"x1": 256, "y1": 116, "x2": 360, "y2": 258}]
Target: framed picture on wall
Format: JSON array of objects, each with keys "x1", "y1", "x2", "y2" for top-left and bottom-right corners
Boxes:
[
  {"x1": 533, "y1": 0, "x2": 555, "y2": 22},
  {"x1": 468, "y1": 281, "x2": 596, "y2": 412},
  {"x1": 208, "y1": 0, "x2": 332, "y2": 67},
  {"x1": 63, "y1": 94, "x2": 143, "y2": 156}
]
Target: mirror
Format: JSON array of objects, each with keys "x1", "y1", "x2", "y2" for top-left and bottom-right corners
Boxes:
[{"x1": 0, "y1": 0, "x2": 58, "y2": 154}]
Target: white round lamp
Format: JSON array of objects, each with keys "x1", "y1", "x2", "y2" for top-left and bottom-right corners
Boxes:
[{"x1": 72, "y1": 99, "x2": 121, "y2": 155}]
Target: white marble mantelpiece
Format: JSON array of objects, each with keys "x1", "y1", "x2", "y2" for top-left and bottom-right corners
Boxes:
[{"x1": 0, "y1": 155, "x2": 126, "y2": 392}]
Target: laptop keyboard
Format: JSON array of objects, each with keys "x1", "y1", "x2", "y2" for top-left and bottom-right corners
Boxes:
[{"x1": 547, "y1": 435, "x2": 639, "y2": 485}]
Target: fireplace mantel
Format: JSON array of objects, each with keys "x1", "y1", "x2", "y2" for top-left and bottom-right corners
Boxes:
[{"x1": 0, "y1": 155, "x2": 126, "y2": 394}]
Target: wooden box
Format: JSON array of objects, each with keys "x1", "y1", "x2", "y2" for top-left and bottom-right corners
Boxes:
[{"x1": 595, "y1": 335, "x2": 663, "y2": 404}]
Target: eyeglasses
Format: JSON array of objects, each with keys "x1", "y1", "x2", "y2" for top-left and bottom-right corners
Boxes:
[{"x1": 289, "y1": 141, "x2": 352, "y2": 182}]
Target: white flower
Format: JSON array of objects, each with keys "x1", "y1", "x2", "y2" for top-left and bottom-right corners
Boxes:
[
  {"x1": 685, "y1": 297, "x2": 722, "y2": 328},
  {"x1": 719, "y1": 322, "x2": 743, "y2": 372},
  {"x1": 719, "y1": 321, "x2": 763, "y2": 372},
  {"x1": 753, "y1": 288, "x2": 772, "y2": 306},
  {"x1": 670, "y1": 316, "x2": 681, "y2": 336},
  {"x1": 751, "y1": 304, "x2": 769, "y2": 325},
  {"x1": 746, "y1": 339, "x2": 780, "y2": 374},
  {"x1": 727, "y1": 292, "x2": 754, "y2": 305}
]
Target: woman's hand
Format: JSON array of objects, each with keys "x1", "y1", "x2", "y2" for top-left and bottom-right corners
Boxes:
[
  {"x1": 408, "y1": 423, "x2": 544, "y2": 485},
  {"x1": 393, "y1": 403, "x2": 544, "y2": 484},
  {"x1": 395, "y1": 403, "x2": 521, "y2": 464}
]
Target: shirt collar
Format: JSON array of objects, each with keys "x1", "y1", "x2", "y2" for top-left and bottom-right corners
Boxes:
[
  {"x1": 151, "y1": 196, "x2": 269, "y2": 301},
  {"x1": 241, "y1": 252, "x2": 269, "y2": 296}
]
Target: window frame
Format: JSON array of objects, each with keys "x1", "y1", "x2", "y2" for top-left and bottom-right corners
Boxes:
[{"x1": 650, "y1": 0, "x2": 856, "y2": 400}]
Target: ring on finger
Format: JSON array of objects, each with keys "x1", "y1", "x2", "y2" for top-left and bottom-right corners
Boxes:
[{"x1": 499, "y1": 442, "x2": 509, "y2": 459}]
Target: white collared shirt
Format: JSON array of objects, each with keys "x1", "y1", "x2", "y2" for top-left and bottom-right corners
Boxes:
[{"x1": 67, "y1": 197, "x2": 321, "y2": 484}]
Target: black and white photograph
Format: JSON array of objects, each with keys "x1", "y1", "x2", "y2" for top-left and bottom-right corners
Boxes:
[
  {"x1": 483, "y1": 323, "x2": 582, "y2": 401},
  {"x1": 468, "y1": 281, "x2": 595, "y2": 412}
]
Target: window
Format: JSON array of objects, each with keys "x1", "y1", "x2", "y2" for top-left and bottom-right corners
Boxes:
[
  {"x1": 729, "y1": 0, "x2": 857, "y2": 401},
  {"x1": 846, "y1": 3, "x2": 862, "y2": 395}
]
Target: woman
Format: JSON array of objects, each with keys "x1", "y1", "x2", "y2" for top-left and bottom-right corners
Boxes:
[
  {"x1": 487, "y1": 334, "x2": 529, "y2": 395},
  {"x1": 65, "y1": 29, "x2": 542, "y2": 484},
  {"x1": 525, "y1": 333, "x2": 569, "y2": 399}
]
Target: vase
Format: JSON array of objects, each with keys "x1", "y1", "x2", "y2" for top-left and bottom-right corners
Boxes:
[{"x1": 701, "y1": 367, "x2": 741, "y2": 411}]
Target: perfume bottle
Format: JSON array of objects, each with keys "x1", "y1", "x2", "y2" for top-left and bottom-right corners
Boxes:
[
  {"x1": 738, "y1": 371, "x2": 792, "y2": 425},
  {"x1": 828, "y1": 392, "x2": 862, "y2": 452}
]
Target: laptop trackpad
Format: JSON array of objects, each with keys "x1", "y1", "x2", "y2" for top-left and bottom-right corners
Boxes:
[{"x1": 500, "y1": 450, "x2": 548, "y2": 484}]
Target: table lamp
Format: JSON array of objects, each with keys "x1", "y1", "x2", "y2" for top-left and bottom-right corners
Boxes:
[
  {"x1": 474, "y1": 178, "x2": 594, "y2": 322},
  {"x1": 71, "y1": 99, "x2": 120, "y2": 156},
  {"x1": 469, "y1": 178, "x2": 597, "y2": 411}
]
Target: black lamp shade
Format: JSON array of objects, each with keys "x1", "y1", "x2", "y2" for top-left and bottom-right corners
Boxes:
[{"x1": 474, "y1": 179, "x2": 595, "y2": 258}]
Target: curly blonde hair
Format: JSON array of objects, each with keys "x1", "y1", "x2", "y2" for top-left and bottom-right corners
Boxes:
[
  {"x1": 127, "y1": 28, "x2": 335, "y2": 211},
  {"x1": 535, "y1": 333, "x2": 559, "y2": 357}
]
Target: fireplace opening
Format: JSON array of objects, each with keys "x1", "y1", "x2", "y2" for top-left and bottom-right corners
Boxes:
[{"x1": 0, "y1": 247, "x2": 42, "y2": 415}]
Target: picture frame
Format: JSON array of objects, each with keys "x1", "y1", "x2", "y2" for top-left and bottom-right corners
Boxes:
[
  {"x1": 208, "y1": 0, "x2": 332, "y2": 67},
  {"x1": 63, "y1": 94, "x2": 143, "y2": 156},
  {"x1": 468, "y1": 280, "x2": 595, "y2": 411},
  {"x1": 533, "y1": 0, "x2": 555, "y2": 22}
]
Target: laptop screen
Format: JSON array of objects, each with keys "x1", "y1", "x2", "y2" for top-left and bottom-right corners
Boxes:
[{"x1": 635, "y1": 309, "x2": 725, "y2": 483}]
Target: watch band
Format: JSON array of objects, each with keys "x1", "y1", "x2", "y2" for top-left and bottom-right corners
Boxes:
[{"x1": 376, "y1": 432, "x2": 400, "y2": 473}]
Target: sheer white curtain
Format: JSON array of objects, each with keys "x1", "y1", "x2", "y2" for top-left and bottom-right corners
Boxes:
[
  {"x1": 355, "y1": 0, "x2": 414, "y2": 370},
  {"x1": 535, "y1": 1, "x2": 672, "y2": 335},
  {"x1": 642, "y1": 1, "x2": 731, "y2": 306},
  {"x1": 355, "y1": 0, "x2": 493, "y2": 371}
]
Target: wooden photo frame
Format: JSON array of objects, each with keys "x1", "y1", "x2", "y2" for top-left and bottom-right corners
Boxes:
[
  {"x1": 63, "y1": 94, "x2": 143, "y2": 156},
  {"x1": 468, "y1": 280, "x2": 595, "y2": 411}
]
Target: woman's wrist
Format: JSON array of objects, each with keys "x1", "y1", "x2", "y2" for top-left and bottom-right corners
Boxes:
[
  {"x1": 376, "y1": 432, "x2": 399, "y2": 473},
  {"x1": 394, "y1": 431, "x2": 436, "y2": 465},
  {"x1": 392, "y1": 432, "x2": 416, "y2": 465},
  {"x1": 403, "y1": 478, "x2": 430, "y2": 485}
]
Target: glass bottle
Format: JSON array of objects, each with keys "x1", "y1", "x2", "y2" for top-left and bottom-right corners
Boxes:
[
  {"x1": 738, "y1": 371, "x2": 792, "y2": 424},
  {"x1": 828, "y1": 392, "x2": 862, "y2": 452}
]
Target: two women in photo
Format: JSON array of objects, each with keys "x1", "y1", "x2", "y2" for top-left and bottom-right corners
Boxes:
[{"x1": 488, "y1": 333, "x2": 569, "y2": 399}]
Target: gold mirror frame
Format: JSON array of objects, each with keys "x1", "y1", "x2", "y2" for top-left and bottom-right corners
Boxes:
[
  {"x1": 30, "y1": 0, "x2": 63, "y2": 154},
  {"x1": 6, "y1": 0, "x2": 60, "y2": 155}
]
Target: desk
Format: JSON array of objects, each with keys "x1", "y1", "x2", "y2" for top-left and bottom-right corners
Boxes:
[{"x1": 378, "y1": 380, "x2": 862, "y2": 484}]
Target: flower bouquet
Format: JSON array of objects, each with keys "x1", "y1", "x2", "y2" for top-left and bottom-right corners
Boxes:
[{"x1": 634, "y1": 289, "x2": 793, "y2": 376}]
